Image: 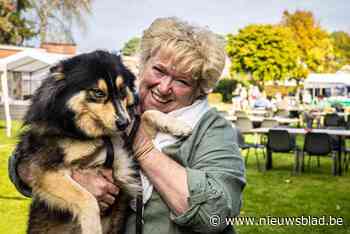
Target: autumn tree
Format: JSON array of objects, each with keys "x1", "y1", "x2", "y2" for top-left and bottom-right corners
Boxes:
[
  {"x1": 29, "y1": 0, "x2": 93, "y2": 43},
  {"x1": 331, "y1": 31, "x2": 350, "y2": 65},
  {"x1": 281, "y1": 10, "x2": 339, "y2": 72},
  {"x1": 0, "y1": 0, "x2": 36, "y2": 45},
  {"x1": 226, "y1": 24, "x2": 306, "y2": 84}
]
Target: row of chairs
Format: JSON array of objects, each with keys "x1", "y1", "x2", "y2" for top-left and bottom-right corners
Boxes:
[
  {"x1": 237, "y1": 129, "x2": 349, "y2": 174},
  {"x1": 304, "y1": 112, "x2": 347, "y2": 129}
]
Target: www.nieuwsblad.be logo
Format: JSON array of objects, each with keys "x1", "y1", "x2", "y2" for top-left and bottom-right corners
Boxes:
[{"x1": 209, "y1": 215, "x2": 345, "y2": 226}]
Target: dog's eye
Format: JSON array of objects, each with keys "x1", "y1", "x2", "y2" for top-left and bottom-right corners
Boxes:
[{"x1": 91, "y1": 89, "x2": 106, "y2": 99}]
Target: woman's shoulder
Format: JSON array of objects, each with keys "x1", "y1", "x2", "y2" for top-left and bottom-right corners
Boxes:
[
  {"x1": 197, "y1": 108, "x2": 234, "y2": 128},
  {"x1": 193, "y1": 108, "x2": 237, "y2": 139}
]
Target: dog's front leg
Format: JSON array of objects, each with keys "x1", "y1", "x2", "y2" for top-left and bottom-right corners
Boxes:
[
  {"x1": 141, "y1": 110, "x2": 192, "y2": 138},
  {"x1": 32, "y1": 169, "x2": 102, "y2": 234}
]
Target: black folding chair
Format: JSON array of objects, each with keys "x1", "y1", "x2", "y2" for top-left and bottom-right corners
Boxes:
[
  {"x1": 237, "y1": 129, "x2": 265, "y2": 171},
  {"x1": 266, "y1": 129, "x2": 300, "y2": 174},
  {"x1": 324, "y1": 113, "x2": 345, "y2": 128},
  {"x1": 301, "y1": 132, "x2": 338, "y2": 175}
]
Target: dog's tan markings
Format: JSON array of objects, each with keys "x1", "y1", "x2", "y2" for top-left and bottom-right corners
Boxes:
[
  {"x1": 126, "y1": 87, "x2": 134, "y2": 106},
  {"x1": 88, "y1": 101, "x2": 116, "y2": 133},
  {"x1": 32, "y1": 168, "x2": 102, "y2": 234},
  {"x1": 68, "y1": 91, "x2": 87, "y2": 113},
  {"x1": 68, "y1": 92, "x2": 108, "y2": 137},
  {"x1": 97, "y1": 79, "x2": 108, "y2": 94},
  {"x1": 52, "y1": 72, "x2": 65, "y2": 81},
  {"x1": 59, "y1": 139, "x2": 104, "y2": 165},
  {"x1": 116, "y1": 75, "x2": 124, "y2": 90}
]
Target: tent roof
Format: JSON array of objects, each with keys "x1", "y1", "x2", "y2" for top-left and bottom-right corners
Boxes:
[
  {"x1": 0, "y1": 50, "x2": 69, "y2": 73},
  {"x1": 304, "y1": 73, "x2": 350, "y2": 88}
]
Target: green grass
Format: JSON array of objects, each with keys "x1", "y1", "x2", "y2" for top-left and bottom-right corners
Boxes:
[
  {"x1": 0, "y1": 121, "x2": 30, "y2": 234},
  {"x1": 0, "y1": 121, "x2": 349, "y2": 234},
  {"x1": 237, "y1": 135, "x2": 350, "y2": 234}
]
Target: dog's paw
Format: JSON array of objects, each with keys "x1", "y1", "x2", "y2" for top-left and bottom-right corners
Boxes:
[
  {"x1": 141, "y1": 110, "x2": 192, "y2": 138},
  {"x1": 164, "y1": 118, "x2": 192, "y2": 137}
]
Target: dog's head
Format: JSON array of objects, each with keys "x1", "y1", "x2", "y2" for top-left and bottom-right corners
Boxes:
[{"x1": 25, "y1": 50, "x2": 137, "y2": 139}]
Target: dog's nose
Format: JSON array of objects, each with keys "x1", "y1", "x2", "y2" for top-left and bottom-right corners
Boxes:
[{"x1": 116, "y1": 119, "x2": 129, "y2": 131}]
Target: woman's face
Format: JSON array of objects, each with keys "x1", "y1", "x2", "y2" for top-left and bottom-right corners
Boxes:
[{"x1": 139, "y1": 52, "x2": 200, "y2": 113}]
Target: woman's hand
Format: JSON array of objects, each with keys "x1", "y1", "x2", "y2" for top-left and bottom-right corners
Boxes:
[{"x1": 71, "y1": 168, "x2": 119, "y2": 211}]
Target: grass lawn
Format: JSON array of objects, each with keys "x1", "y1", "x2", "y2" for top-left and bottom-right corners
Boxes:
[
  {"x1": 237, "y1": 135, "x2": 350, "y2": 234},
  {"x1": 0, "y1": 119, "x2": 349, "y2": 234},
  {"x1": 0, "y1": 121, "x2": 30, "y2": 234}
]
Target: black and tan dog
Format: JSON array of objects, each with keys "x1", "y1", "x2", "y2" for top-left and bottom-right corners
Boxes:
[{"x1": 15, "y1": 51, "x2": 191, "y2": 234}]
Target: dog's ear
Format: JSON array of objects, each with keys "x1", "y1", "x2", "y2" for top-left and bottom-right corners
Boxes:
[
  {"x1": 50, "y1": 64, "x2": 65, "y2": 81},
  {"x1": 24, "y1": 63, "x2": 67, "y2": 125}
]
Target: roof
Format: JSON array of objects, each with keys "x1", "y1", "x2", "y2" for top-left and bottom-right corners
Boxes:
[
  {"x1": 337, "y1": 65, "x2": 350, "y2": 74},
  {"x1": 0, "y1": 50, "x2": 70, "y2": 73},
  {"x1": 304, "y1": 73, "x2": 350, "y2": 89}
]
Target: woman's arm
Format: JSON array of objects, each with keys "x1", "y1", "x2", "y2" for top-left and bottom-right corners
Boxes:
[
  {"x1": 137, "y1": 146, "x2": 190, "y2": 215},
  {"x1": 133, "y1": 115, "x2": 246, "y2": 233}
]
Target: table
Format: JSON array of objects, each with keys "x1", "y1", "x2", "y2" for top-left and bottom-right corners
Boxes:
[
  {"x1": 229, "y1": 116, "x2": 299, "y2": 125},
  {"x1": 248, "y1": 127, "x2": 350, "y2": 175},
  {"x1": 246, "y1": 109, "x2": 268, "y2": 116}
]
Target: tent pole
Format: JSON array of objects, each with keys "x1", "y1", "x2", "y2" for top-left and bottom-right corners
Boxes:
[{"x1": 1, "y1": 65, "x2": 12, "y2": 137}]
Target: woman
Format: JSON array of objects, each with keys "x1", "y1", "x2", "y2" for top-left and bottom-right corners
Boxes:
[{"x1": 9, "y1": 17, "x2": 245, "y2": 234}]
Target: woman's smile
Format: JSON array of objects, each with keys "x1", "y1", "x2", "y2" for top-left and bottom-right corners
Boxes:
[{"x1": 151, "y1": 89, "x2": 173, "y2": 104}]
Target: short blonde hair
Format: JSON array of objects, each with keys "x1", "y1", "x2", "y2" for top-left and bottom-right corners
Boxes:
[{"x1": 140, "y1": 17, "x2": 226, "y2": 94}]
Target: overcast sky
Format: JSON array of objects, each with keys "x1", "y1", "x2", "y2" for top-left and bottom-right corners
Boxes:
[{"x1": 72, "y1": 0, "x2": 350, "y2": 53}]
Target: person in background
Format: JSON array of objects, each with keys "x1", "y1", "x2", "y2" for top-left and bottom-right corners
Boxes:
[
  {"x1": 9, "y1": 17, "x2": 246, "y2": 234},
  {"x1": 232, "y1": 83, "x2": 242, "y2": 110}
]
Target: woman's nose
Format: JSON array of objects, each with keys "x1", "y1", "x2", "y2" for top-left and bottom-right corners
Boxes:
[{"x1": 158, "y1": 76, "x2": 172, "y2": 94}]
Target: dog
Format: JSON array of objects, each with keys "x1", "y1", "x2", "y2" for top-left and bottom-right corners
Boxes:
[{"x1": 15, "y1": 50, "x2": 191, "y2": 234}]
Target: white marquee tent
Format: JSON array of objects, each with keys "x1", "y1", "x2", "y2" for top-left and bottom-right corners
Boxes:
[
  {"x1": 304, "y1": 73, "x2": 350, "y2": 97},
  {"x1": 304, "y1": 73, "x2": 350, "y2": 89},
  {"x1": 0, "y1": 50, "x2": 69, "y2": 136}
]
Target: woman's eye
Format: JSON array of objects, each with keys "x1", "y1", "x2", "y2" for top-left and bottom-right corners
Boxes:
[
  {"x1": 175, "y1": 79, "x2": 189, "y2": 86},
  {"x1": 153, "y1": 66, "x2": 165, "y2": 76}
]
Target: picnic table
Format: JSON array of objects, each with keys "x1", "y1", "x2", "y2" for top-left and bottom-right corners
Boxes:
[{"x1": 229, "y1": 116, "x2": 299, "y2": 125}]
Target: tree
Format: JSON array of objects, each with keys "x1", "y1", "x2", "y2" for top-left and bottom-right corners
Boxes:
[
  {"x1": 281, "y1": 10, "x2": 339, "y2": 72},
  {"x1": 213, "y1": 78, "x2": 237, "y2": 103},
  {"x1": 331, "y1": 31, "x2": 350, "y2": 65},
  {"x1": 0, "y1": 0, "x2": 36, "y2": 45},
  {"x1": 122, "y1": 37, "x2": 140, "y2": 56},
  {"x1": 29, "y1": 0, "x2": 92, "y2": 43},
  {"x1": 226, "y1": 24, "x2": 306, "y2": 84}
]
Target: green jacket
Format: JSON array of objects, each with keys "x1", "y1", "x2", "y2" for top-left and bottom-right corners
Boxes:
[
  {"x1": 8, "y1": 108, "x2": 246, "y2": 234},
  {"x1": 125, "y1": 108, "x2": 246, "y2": 234}
]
